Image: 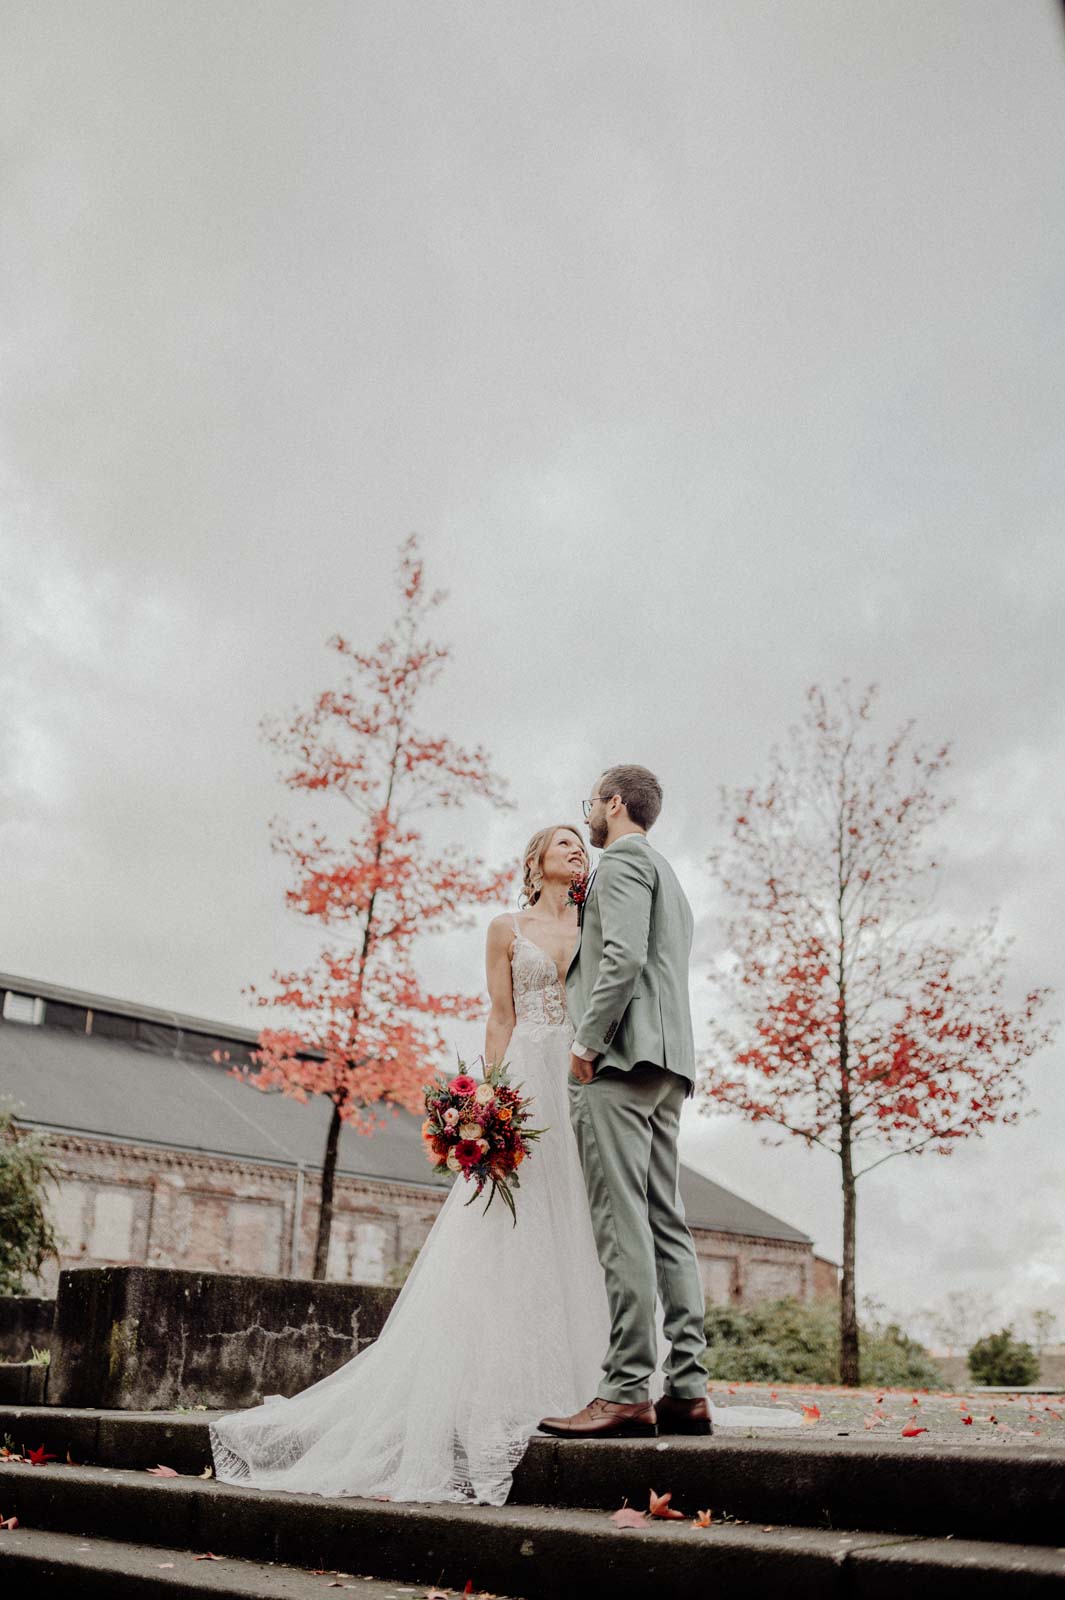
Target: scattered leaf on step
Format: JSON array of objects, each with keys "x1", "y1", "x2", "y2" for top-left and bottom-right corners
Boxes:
[
  {"x1": 961, "y1": 1415, "x2": 973, "y2": 1426},
  {"x1": 900, "y1": 1427, "x2": 928, "y2": 1438},
  {"x1": 27, "y1": 1445, "x2": 56, "y2": 1467},
  {"x1": 157, "y1": 1563, "x2": 175, "y2": 1569},
  {"x1": 0, "y1": 1515, "x2": 18, "y2": 1530},
  {"x1": 692, "y1": 1509, "x2": 713, "y2": 1528},
  {"x1": 147, "y1": 1465, "x2": 180, "y2": 1477},
  {"x1": 199, "y1": 1466, "x2": 214, "y2": 1478},
  {"x1": 801, "y1": 1405, "x2": 820, "y2": 1424},
  {"x1": 611, "y1": 1505, "x2": 648, "y2": 1529},
  {"x1": 648, "y1": 1489, "x2": 684, "y2": 1521},
  {"x1": 194, "y1": 1552, "x2": 222, "y2": 1561},
  {"x1": 463, "y1": 1586, "x2": 474, "y2": 1596}
]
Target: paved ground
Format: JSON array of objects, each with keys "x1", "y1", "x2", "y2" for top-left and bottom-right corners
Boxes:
[{"x1": 708, "y1": 1381, "x2": 1065, "y2": 1449}]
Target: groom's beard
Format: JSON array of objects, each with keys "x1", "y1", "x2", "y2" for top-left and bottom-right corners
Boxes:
[{"x1": 588, "y1": 817, "x2": 607, "y2": 849}]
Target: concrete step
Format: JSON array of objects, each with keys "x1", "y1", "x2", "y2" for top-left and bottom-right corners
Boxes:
[
  {"x1": 2, "y1": 1462, "x2": 1065, "y2": 1599},
  {"x1": 3, "y1": 1405, "x2": 1065, "y2": 1547},
  {"x1": 0, "y1": 1524, "x2": 513, "y2": 1598}
]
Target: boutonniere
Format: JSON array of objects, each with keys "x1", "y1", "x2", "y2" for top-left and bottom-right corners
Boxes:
[{"x1": 567, "y1": 874, "x2": 590, "y2": 909}]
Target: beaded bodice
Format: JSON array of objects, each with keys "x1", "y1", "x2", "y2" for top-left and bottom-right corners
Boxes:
[{"x1": 510, "y1": 931, "x2": 573, "y2": 1035}]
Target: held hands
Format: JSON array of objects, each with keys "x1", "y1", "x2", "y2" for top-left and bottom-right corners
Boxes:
[{"x1": 569, "y1": 1052, "x2": 596, "y2": 1084}]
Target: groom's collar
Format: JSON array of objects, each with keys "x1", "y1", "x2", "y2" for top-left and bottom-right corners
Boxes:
[{"x1": 604, "y1": 832, "x2": 649, "y2": 850}]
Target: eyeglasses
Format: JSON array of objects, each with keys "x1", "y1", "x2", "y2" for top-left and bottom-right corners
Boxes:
[{"x1": 582, "y1": 794, "x2": 615, "y2": 819}]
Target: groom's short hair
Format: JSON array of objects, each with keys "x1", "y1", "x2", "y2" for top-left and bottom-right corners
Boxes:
[{"x1": 599, "y1": 764, "x2": 663, "y2": 830}]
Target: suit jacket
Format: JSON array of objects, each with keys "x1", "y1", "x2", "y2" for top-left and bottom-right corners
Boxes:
[{"x1": 566, "y1": 834, "x2": 696, "y2": 1089}]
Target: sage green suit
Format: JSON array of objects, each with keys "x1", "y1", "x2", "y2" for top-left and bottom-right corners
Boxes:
[{"x1": 566, "y1": 834, "x2": 708, "y2": 1403}]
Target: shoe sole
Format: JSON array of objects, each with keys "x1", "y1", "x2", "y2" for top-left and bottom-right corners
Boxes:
[
  {"x1": 537, "y1": 1422, "x2": 659, "y2": 1439},
  {"x1": 657, "y1": 1419, "x2": 713, "y2": 1436}
]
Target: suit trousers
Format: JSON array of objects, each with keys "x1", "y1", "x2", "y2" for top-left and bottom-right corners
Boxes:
[{"x1": 568, "y1": 1062, "x2": 708, "y2": 1403}]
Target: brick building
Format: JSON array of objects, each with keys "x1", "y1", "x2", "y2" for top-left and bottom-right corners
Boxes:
[{"x1": 0, "y1": 972, "x2": 833, "y2": 1303}]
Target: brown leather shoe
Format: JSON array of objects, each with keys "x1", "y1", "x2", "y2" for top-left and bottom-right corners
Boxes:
[
  {"x1": 538, "y1": 1397, "x2": 658, "y2": 1439},
  {"x1": 656, "y1": 1393, "x2": 713, "y2": 1436}
]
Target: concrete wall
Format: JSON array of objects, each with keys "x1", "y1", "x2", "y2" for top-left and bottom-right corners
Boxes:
[{"x1": 47, "y1": 1266, "x2": 401, "y2": 1410}]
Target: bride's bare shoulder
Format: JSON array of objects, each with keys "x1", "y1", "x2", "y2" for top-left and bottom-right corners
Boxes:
[{"x1": 486, "y1": 912, "x2": 519, "y2": 945}]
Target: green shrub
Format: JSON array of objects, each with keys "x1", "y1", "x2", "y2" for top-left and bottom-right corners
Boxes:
[
  {"x1": 703, "y1": 1297, "x2": 941, "y2": 1388},
  {"x1": 967, "y1": 1328, "x2": 1039, "y2": 1387},
  {"x1": 0, "y1": 1104, "x2": 59, "y2": 1296}
]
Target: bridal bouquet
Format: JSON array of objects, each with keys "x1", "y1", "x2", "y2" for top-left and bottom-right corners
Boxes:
[{"x1": 422, "y1": 1058, "x2": 544, "y2": 1224}]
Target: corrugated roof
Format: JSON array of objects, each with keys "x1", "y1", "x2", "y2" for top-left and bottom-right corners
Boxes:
[{"x1": 0, "y1": 980, "x2": 810, "y2": 1244}]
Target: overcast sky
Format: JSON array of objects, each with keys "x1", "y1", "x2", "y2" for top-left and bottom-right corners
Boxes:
[{"x1": 3, "y1": 0, "x2": 1063, "y2": 1337}]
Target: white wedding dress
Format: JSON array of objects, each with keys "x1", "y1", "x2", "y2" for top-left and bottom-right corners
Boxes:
[{"x1": 210, "y1": 920, "x2": 798, "y2": 1506}]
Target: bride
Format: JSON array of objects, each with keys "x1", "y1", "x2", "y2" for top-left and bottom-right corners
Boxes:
[{"x1": 210, "y1": 823, "x2": 797, "y2": 1506}]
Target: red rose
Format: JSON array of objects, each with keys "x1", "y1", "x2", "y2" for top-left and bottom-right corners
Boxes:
[
  {"x1": 567, "y1": 874, "x2": 589, "y2": 907},
  {"x1": 449, "y1": 1074, "x2": 478, "y2": 1096}
]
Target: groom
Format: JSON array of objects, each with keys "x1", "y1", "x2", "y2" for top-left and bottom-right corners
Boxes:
[{"x1": 539, "y1": 765, "x2": 710, "y2": 1440}]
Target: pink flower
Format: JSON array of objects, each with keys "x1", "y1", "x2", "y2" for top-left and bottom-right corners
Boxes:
[{"x1": 449, "y1": 1074, "x2": 478, "y2": 1096}]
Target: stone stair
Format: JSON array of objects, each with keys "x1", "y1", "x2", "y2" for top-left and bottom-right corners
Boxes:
[{"x1": 1, "y1": 1406, "x2": 1064, "y2": 1597}]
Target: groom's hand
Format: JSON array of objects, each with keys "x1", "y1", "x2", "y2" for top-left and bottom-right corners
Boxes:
[{"x1": 569, "y1": 1052, "x2": 596, "y2": 1084}]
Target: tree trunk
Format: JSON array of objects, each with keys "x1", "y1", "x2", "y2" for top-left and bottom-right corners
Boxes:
[
  {"x1": 312, "y1": 1098, "x2": 344, "y2": 1280},
  {"x1": 839, "y1": 1132, "x2": 860, "y2": 1384}
]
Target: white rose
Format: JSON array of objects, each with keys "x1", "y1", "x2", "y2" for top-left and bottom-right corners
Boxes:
[
  {"x1": 474, "y1": 1083, "x2": 495, "y2": 1105},
  {"x1": 459, "y1": 1122, "x2": 481, "y2": 1140},
  {"x1": 477, "y1": 1138, "x2": 489, "y2": 1153},
  {"x1": 446, "y1": 1151, "x2": 461, "y2": 1172},
  {"x1": 443, "y1": 1108, "x2": 459, "y2": 1126}
]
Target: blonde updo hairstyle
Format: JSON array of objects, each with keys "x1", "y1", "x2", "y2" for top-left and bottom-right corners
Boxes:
[{"x1": 520, "y1": 824, "x2": 588, "y2": 909}]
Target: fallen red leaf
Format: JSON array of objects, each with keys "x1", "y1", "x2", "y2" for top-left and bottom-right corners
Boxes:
[
  {"x1": 194, "y1": 1553, "x2": 222, "y2": 1561},
  {"x1": 649, "y1": 1489, "x2": 685, "y2": 1521},
  {"x1": 27, "y1": 1446, "x2": 56, "y2": 1467},
  {"x1": 900, "y1": 1426, "x2": 928, "y2": 1438},
  {"x1": 693, "y1": 1508, "x2": 713, "y2": 1528},
  {"x1": 961, "y1": 1415, "x2": 973, "y2": 1426},
  {"x1": 0, "y1": 1516, "x2": 18, "y2": 1531},
  {"x1": 463, "y1": 1585, "x2": 474, "y2": 1596},
  {"x1": 147, "y1": 1465, "x2": 180, "y2": 1477},
  {"x1": 611, "y1": 1505, "x2": 648, "y2": 1529},
  {"x1": 801, "y1": 1405, "x2": 821, "y2": 1424}
]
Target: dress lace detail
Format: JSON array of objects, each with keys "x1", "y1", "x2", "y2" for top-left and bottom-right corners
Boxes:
[{"x1": 511, "y1": 934, "x2": 570, "y2": 1033}]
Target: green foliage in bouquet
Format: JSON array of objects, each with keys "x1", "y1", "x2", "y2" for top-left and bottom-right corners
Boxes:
[
  {"x1": 0, "y1": 1102, "x2": 59, "y2": 1296},
  {"x1": 967, "y1": 1327, "x2": 1039, "y2": 1387},
  {"x1": 702, "y1": 1297, "x2": 941, "y2": 1388}
]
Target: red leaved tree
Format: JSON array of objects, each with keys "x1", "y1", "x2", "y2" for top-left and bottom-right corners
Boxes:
[
  {"x1": 238, "y1": 537, "x2": 513, "y2": 1278},
  {"x1": 699, "y1": 683, "x2": 1054, "y2": 1384}
]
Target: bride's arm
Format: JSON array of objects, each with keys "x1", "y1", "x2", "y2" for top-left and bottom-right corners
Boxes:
[{"x1": 484, "y1": 916, "x2": 516, "y2": 1067}]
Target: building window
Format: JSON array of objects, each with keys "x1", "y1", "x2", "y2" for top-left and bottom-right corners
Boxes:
[{"x1": 2, "y1": 992, "x2": 43, "y2": 1025}]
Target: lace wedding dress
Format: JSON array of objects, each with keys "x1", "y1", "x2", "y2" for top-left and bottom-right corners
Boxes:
[{"x1": 210, "y1": 919, "x2": 798, "y2": 1505}]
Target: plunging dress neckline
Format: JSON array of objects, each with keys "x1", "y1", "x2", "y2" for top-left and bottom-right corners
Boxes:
[{"x1": 511, "y1": 925, "x2": 574, "y2": 988}]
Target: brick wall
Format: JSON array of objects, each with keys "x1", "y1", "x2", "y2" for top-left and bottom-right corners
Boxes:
[{"x1": 30, "y1": 1131, "x2": 817, "y2": 1306}]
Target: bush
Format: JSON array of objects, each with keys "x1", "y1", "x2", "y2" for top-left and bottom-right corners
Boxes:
[
  {"x1": 0, "y1": 1103, "x2": 59, "y2": 1296},
  {"x1": 703, "y1": 1297, "x2": 941, "y2": 1388},
  {"x1": 967, "y1": 1328, "x2": 1039, "y2": 1387}
]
